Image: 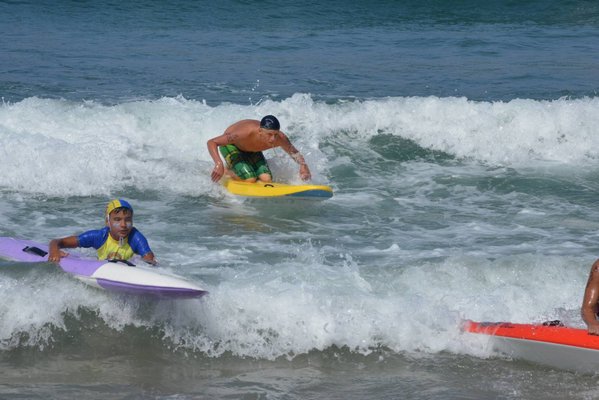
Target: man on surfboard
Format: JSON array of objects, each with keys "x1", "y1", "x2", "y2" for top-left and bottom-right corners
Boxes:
[
  {"x1": 48, "y1": 199, "x2": 157, "y2": 265},
  {"x1": 207, "y1": 115, "x2": 311, "y2": 183},
  {"x1": 582, "y1": 260, "x2": 599, "y2": 335}
]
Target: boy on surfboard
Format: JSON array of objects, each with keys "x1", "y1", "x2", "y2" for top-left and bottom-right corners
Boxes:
[
  {"x1": 48, "y1": 199, "x2": 157, "y2": 265},
  {"x1": 207, "y1": 115, "x2": 311, "y2": 183}
]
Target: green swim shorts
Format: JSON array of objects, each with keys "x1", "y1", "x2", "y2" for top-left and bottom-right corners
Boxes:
[{"x1": 219, "y1": 144, "x2": 272, "y2": 180}]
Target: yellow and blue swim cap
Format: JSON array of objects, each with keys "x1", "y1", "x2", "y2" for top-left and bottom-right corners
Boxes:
[{"x1": 105, "y1": 199, "x2": 133, "y2": 218}]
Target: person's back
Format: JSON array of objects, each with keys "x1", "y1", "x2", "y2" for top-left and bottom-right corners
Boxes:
[{"x1": 206, "y1": 115, "x2": 311, "y2": 182}]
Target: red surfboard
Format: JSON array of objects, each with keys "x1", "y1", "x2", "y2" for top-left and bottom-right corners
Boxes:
[{"x1": 462, "y1": 320, "x2": 599, "y2": 373}]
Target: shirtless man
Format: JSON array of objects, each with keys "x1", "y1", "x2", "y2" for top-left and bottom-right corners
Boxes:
[{"x1": 207, "y1": 115, "x2": 311, "y2": 183}]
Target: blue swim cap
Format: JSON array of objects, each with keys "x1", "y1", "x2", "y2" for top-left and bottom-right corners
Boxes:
[{"x1": 260, "y1": 115, "x2": 280, "y2": 131}]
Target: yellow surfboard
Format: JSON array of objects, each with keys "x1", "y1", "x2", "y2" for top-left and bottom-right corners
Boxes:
[{"x1": 223, "y1": 179, "x2": 333, "y2": 200}]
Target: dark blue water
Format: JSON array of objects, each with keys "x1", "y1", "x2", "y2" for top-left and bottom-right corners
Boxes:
[
  {"x1": 2, "y1": 1, "x2": 599, "y2": 104},
  {"x1": 3, "y1": 2, "x2": 599, "y2": 399}
]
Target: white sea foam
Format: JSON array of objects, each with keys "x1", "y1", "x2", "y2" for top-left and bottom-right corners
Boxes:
[
  {"x1": 0, "y1": 94, "x2": 596, "y2": 360},
  {"x1": 1, "y1": 95, "x2": 599, "y2": 196},
  {"x1": 0, "y1": 250, "x2": 587, "y2": 359}
]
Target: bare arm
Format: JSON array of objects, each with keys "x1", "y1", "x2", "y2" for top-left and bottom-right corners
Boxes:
[
  {"x1": 278, "y1": 134, "x2": 311, "y2": 181},
  {"x1": 582, "y1": 260, "x2": 599, "y2": 335},
  {"x1": 206, "y1": 127, "x2": 247, "y2": 182},
  {"x1": 206, "y1": 133, "x2": 229, "y2": 182},
  {"x1": 142, "y1": 251, "x2": 157, "y2": 265},
  {"x1": 48, "y1": 236, "x2": 79, "y2": 263}
]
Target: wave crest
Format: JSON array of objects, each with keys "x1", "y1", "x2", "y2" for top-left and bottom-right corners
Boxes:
[{"x1": 1, "y1": 94, "x2": 598, "y2": 196}]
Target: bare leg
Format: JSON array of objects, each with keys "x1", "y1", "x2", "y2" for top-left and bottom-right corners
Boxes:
[
  {"x1": 257, "y1": 173, "x2": 272, "y2": 183},
  {"x1": 224, "y1": 169, "x2": 242, "y2": 181}
]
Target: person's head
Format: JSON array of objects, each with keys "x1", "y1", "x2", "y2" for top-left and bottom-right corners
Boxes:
[
  {"x1": 259, "y1": 115, "x2": 281, "y2": 145},
  {"x1": 105, "y1": 199, "x2": 134, "y2": 239}
]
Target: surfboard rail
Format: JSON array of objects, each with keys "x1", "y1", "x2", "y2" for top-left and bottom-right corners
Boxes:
[
  {"x1": 223, "y1": 179, "x2": 333, "y2": 199},
  {"x1": 0, "y1": 237, "x2": 207, "y2": 299},
  {"x1": 463, "y1": 319, "x2": 599, "y2": 373},
  {"x1": 463, "y1": 320, "x2": 599, "y2": 350}
]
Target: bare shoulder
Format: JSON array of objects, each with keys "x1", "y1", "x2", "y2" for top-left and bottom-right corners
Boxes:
[
  {"x1": 587, "y1": 260, "x2": 599, "y2": 281},
  {"x1": 224, "y1": 119, "x2": 259, "y2": 141},
  {"x1": 226, "y1": 119, "x2": 260, "y2": 132},
  {"x1": 276, "y1": 131, "x2": 294, "y2": 146}
]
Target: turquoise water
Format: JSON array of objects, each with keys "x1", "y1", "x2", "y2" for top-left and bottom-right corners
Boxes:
[{"x1": 2, "y1": 1, "x2": 599, "y2": 399}]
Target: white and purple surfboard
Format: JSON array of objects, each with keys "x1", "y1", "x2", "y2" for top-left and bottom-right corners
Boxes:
[{"x1": 0, "y1": 237, "x2": 207, "y2": 299}]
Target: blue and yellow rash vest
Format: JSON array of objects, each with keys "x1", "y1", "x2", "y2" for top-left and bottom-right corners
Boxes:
[{"x1": 77, "y1": 227, "x2": 152, "y2": 261}]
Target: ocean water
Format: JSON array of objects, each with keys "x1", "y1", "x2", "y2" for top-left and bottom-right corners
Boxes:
[{"x1": 2, "y1": 1, "x2": 599, "y2": 399}]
